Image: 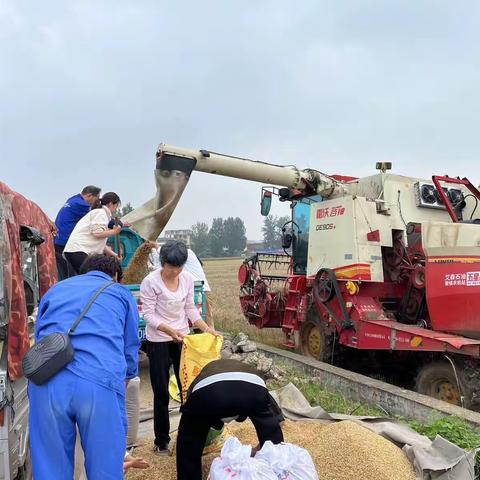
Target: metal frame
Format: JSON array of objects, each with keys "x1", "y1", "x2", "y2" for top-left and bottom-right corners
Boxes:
[{"x1": 432, "y1": 175, "x2": 480, "y2": 222}]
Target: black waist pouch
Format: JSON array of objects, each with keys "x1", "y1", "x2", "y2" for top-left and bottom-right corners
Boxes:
[
  {"x1": 22, "y1": 333, "x2": 74, "y2": 385},
  {"x1": 22, "y1": 280, "x2": 113, "y2": 385}
]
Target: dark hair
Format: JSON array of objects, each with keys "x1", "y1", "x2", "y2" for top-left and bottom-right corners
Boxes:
[
  {"x1": 101, "y1": 192, "x2": 121, "y2": 206},
  {"x1": 80, "y1": 254, "x2": 123, "y2": 281},
  {"x1": 160, "y1": 240, "x2": 188, "y2": 267},
  {"x1": 81, "y1": 185, "x2": 101, "y2": 196}
]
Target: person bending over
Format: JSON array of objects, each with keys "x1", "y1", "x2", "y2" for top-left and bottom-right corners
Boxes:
[{"x1": 176, "y1": 358, "x2": 284, "y2": 480}]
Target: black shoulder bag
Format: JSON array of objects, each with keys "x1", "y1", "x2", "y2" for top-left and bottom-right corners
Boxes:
[{"x1": 22, "y1": 281, "x2": 114, "y2": 385}]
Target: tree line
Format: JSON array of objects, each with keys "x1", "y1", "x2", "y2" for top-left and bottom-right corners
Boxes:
[
  {"x1": 120, "y1": 203, "x2": 292, "y2": 257},
  {"x1": 191, "y1": 214, "x2": 290, "y2": 258},
  {"x1": 261, "y1": 215, "x2": 290, "y2": 251},
  {"x1": 191, "y1": 217, "x2": 247, "y2": 257}
]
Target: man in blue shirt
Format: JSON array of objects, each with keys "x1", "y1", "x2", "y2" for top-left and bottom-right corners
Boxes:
[
  {"x1": 54, "y1": 185, "x2": 101, "y2": 280},
  {"x1": 28, "y1": 254, "x2": 140, "y2": 480}
]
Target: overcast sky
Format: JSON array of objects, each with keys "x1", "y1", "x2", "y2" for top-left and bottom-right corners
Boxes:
[{"x1": 1, "y1": 1, "x2": 480, "y2": 240}]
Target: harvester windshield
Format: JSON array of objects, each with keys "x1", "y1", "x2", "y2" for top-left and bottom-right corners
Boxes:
[{"x1": 292, "y1": 200, "x2": 313, "y2": 274}]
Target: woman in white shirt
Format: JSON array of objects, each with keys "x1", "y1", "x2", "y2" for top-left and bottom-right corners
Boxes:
[{"x1": 63, "y1": 192, "x2": 122, "y2": 274}]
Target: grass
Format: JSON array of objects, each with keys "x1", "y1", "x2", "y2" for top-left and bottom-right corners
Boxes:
[
  {"x1": 410, "y1": 416, "x2": 480, "y2": 453},
  {"x1": 268, "y1": 364, "x2": 386, "y2": 417}
]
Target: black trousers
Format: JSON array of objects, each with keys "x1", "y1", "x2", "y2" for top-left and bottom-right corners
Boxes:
[
  {"x1": 176, "y1": 381, "x2": 284, "y2": 480},
  {"x1": 146, "y1": 340, "x2": 182, "y2": 447},
  {"x1": 55, "y1": 244, "x2": 73, "y2": 280},
  {"x1": 64, "y1": 251, "x2": 88, "y2": 275}
]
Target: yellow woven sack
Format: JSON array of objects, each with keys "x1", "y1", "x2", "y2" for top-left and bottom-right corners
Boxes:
[
  {"x1": 168, "y1": 374, "x2": 181, "y2": 403},
  {"x1": 179, "y1": 333, "x2": 223, "y2": 402}
]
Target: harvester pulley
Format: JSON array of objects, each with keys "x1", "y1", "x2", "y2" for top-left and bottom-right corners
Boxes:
[
  {"x1": 314, "y1": 269, "x2": 335, "y2": 303},
  {"x1": 313, "y1": 268, "x2": 353, "y2": 330}
]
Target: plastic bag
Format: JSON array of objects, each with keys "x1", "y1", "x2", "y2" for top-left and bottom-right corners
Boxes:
[
  {"x1": 255, "y1": 441, "x2": 319, "y2": 480},
  {"x1": 179, "y1": 332, "x2": 222, "y2": 402},
  {"x1": 126, "y1": 376, "x2": 140, "y2": 447},
  {"x1": 208, "y1": 437, "x2": 277, "y2": 480},
  {"x1": 203, "y1": 426, "x2": 229, "y2": 456}
]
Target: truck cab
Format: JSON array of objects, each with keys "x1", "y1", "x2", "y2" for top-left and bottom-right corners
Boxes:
[{"x1": 0, "y1": 183, "x2": 57, "y2": 480}]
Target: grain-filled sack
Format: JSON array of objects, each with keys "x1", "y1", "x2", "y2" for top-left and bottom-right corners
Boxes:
[
  {"x1": 208, "y1": 437, "x2": 277, "y2": 480},
  {"x1": 255, "y1": 441, "x2": 318, "y2": 480},
  {"x1": 179, "y1": 333, "x2": 222, "y2": 402},
  {"x1": 126, "y1": 376, "x2": 140, "y2": 447}
]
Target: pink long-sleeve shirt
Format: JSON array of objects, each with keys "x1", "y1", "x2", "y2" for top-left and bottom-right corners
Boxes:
[{"x1": 140, "y1": 269, "x2": 202, "y2": 342}]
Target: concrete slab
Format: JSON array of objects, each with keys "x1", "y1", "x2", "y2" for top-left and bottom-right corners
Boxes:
[
  {"x1": 258, "y1": 343, "x2": 480, "y2": 428},
  {"x1": 137, "y1": 407, "x2": 181, "y2": 440}
]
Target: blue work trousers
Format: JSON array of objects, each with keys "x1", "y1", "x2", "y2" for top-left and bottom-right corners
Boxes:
[{"x1": 29, "y1": 369, "x2": 127, "y2": 480}]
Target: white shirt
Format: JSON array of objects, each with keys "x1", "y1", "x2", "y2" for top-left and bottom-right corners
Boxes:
[
  {"x1": 184, "y1": 249, "x2": 211, "y2": 291},
  {"x1": 149, "y1": 248, "x2": 211, "y2": 291},
  {"x1": 64, "y1": 206, "x2": 111, "y2": 255}
]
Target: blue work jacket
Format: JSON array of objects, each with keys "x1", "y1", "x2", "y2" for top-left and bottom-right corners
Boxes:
[
  {"x1": 35, "y1": 271, "x2": 140, "y2": 395},
  {"x1": 54, "y1": 194, "x2": 90, "y2": 246}
]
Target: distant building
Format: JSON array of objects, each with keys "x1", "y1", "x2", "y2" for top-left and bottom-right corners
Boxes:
[
  {"x1": 245, "y1": 240, "x2": 264, "y2": 256},
  {"x1": 158, "y1": 229, "x2": 193, "y2": 247}
]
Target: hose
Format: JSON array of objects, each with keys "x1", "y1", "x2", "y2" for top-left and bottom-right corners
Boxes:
[{"x1": 444, "y1": 355, "x2": 465, "y2": 409}]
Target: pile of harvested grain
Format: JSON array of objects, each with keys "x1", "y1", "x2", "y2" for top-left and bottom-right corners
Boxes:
[
  {"x1": 313, "y1": 420, "x2": 415, "y2": 480},
  {"x1": 122, "y1": 243, "x2": 152, "y2": 285},
  {"x1": 126, "y1": 419, "x2": 415, "y2": 480}
]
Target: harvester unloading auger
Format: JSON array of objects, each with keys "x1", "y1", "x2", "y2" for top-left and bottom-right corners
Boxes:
[
  {"x1": 124, "y1": 144, "x2": 480, "y2": 409},
  {"x1": 122, "y1": 144, "x2": 345, "y2": 240}
]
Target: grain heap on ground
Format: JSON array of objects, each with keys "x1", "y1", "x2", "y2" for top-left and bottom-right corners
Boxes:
[{"x1": 126, "y1": 419, "x2": 415, "y2": 480}]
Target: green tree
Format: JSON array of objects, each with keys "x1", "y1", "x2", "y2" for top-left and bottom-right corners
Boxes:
[
  {"x1": 223, "y1": 217, "x2": 247, "y2": 256},
  {"x1": 191, "y1": 222, "x2": 210, "y2": 257},
  {"x1": 118, "y1": 202, "x2": 134, "y2": 217},
  {"x1": 209, "y1": 218, "x2": 225, "y2": 257},
  {"x1": 262, "y1": 215, "x2": 278, "y2": 249},
  {"x1": 276, "y1": 216, "x2": 290, "y2": 238},
  {"x1": 262, "y1": 215, "x2": 290, "y2": 249}
]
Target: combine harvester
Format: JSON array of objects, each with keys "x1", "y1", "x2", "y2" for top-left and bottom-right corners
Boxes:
[{"x1": 125, "y1": 144, "x2": 480, "y2": 409}]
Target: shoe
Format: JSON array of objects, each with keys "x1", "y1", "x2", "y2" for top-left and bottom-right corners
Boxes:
[{"x1": 153, "y1": 444, "x2": 172, "y2": 456}]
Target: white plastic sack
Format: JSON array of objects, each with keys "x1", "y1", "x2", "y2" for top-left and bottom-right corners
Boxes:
[
  {"x1": 208, "y1": 437, "x2": 277, "y2": 480},
  {"x1": 255, "y1": 441, "x2": 319, "y2": 480},
  {"x1": 126, "y1": 376, "x2": 140, "y2": 447}
]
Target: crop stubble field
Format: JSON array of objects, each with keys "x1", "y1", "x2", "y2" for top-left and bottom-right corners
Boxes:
[{"x1": 203, "y1": 257, "x2": 284, "y2": 346}]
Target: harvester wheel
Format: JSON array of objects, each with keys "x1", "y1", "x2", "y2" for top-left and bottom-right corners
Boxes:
[
  {"x1": 300, "y1": 311, "x2": 332, "y2": 362},
  {"x1": 415, "y1": 361, "x2": 470, "y2": 407}
]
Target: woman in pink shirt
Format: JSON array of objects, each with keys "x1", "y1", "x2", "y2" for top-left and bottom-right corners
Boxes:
[{"x1": 140, "y1": 240, "x2": 216, "y2": 455}]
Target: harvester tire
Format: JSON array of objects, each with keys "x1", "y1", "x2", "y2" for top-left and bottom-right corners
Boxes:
[
  {"x1": 300, "y1": 310, "x2": 332, "y2": 363},
  {"x1": 415, "y1": 361, "x2": 471, "y2": 408}
]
